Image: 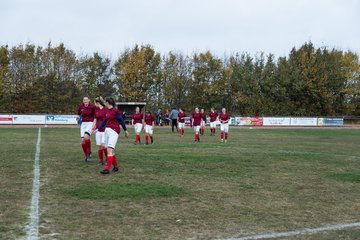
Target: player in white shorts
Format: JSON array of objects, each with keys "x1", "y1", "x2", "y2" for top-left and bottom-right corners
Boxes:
[
  {"x1": 92, "y1": 97, "x2": 107, "y2": 165},
  {"x1": 219, "y1": 107, "x2": 231, "y2": 143},
  {"x1": 132, "y1": 107, "x2": 144, "y2": 144},
  {"x1": 144, "y1": 111, "x2": 155, "y2": 144},
  {"x1": 177, "y1": 108, "x2": 187, "y2": 137},
  {"x1": 77, "y1": 96, "x2": 96, "y2": 161}
]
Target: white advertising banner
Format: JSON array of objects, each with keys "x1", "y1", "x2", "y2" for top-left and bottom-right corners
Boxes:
[
  {"x1": 0, "y1": 114, "x2": 13, "y2": 124},
  {"x1": 290, "y1": 117, "x2": 318, "y2": 126},
  {"x1": 12, "y1": 115, "x2": 45, "y2": 124},
  {"x1": 263, "y1": 117, "x2": 291, "y2": 126},
  {"x1": 45, "y1": 115, "x2": 78, "y2": 124}
]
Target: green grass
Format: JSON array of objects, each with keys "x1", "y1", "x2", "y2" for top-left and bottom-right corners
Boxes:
[
  {"x1": 68, "y1": 183, "x2": 187, "y2": 199},
  {"x1": 1, "y1": 127, "x2": 360, "y2": 239}
]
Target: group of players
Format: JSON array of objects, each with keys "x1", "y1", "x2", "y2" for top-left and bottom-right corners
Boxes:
[{"x1": 76, "y1": 96, "x2": 231, "y2": 174}]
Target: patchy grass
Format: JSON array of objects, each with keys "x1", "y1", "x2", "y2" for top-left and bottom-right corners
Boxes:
[
  {"x1": 1, "y1": 127, "x2": 360, "y2": 239},
  {"x1": 0, "y1": 128, "x2": 38, "y2": 240},
  {"x1": 330, "y1": 173, "x2": 360, "y2": 183},
  {"x1": 68, "y1": 183, "x2": 187, "y2": 199}
]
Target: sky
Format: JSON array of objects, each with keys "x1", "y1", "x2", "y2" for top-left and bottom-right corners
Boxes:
[{"x1": 1, "y1": 0, "x2": 359, "y2": 58}]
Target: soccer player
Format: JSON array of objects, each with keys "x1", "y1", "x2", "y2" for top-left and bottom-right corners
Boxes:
[
  {"x1": 76, "y1": 96, "x2": 96, "y2": 161},
  {"x1": 94, "y1": 97, "x2": 129, "y2": 174},
  {"x1": 177, "y1": 108, "x2": 187, "y2": 137},
  {"x1": 191, "y1": 107, "x2": 203, "y2": 143},
  {"x1": 132, "y1": 107, "x2": 143, "y2": 144},
  {"x1": 92, "y1": 97, "x2": 107, "y2": 165},
  {"x1": 219, "y1": 107, "x2": 231, "y2": 143},
  {"x1": 209, "y1": 107, "x2": 218, "y2": 136},
  {"x1": 144, "y1": 111, "x2": 155, "y2": 145},
  {"x1": 200, "y1": 108, "x2": 206, "y2": 135}
]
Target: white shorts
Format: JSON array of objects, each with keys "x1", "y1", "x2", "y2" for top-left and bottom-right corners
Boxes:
[
  {"x1": 193, "y1": 125, "x2": 200, "y2": 132},
  {"x1": 178, "y1": 122, "x2": 185, "y2": 129},
  {"x1": 104, "y1": 128, "x2": 119, "y2": 149},
  {"x1": 95, "y1": 131, "x2": 105, "y2": 146},
  {"x1": 201, "y1": 121, "x2": 205, "y2": 128},
  {"x1": 80, "y1": 122, "x2": 93, "y2": 138},
  {"x1": 210, "y1": 121, "x2": 217, "y2": 128},
  {"x1": 145, "y1": 125, "x2": 153, "y2": 135},
  {"x1": 134, "y1": 123, "x2": 143, "y2": 134},
  {"x1": 220, "y1": 123, "x2": 229, "y2": 133}
]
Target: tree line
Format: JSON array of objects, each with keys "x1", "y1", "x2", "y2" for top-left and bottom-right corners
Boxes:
[{"x1": 0, "y1": 42, "x2": 359, "y2": 116}]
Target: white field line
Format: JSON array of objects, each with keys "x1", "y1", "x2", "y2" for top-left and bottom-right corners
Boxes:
[
  {"x1": 226, "y1": 222, "x2": 360, "y2": 240},
  {"x1": 25, "y1": 128, "x2": 41, "y2": 240}
]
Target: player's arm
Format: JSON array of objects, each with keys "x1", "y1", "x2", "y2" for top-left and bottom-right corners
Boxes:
[
  {"x1": 95, "y1": 120, "x2": 106, "y2": 132},
  {"x1": 76, "y1": 106, "x2": 81, "y2": 121},
  {"x1": 117, "y1": 114, "x2": 129, "y2": 137},
  {"x1": 92, "y1": 119, "x2": 97, "y2": 131}
]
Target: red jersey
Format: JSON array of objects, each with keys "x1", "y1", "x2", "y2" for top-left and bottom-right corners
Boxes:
[
  {"x1": 77, "y1": 103, "x2": 96, "y2": 122},
  {"x1": 200, "y1": 113, "x2": 206, "y2": 122},
  {"x1": 144, "y1": 114, "x2": 154, "y2": 125},
  {"x1": 219, "y1": 113, "x2": 231, "y2": 123},
  {"x1": 192, "y1": 112, "x2": 202, "y2": 126},
  {"x1": 178, "y1": 112, "x2": 187, "y2": 123},
  {"x1": 132, "y1": 112, "x2": 143, "y2": 124},
  {"x1": 104, "y1": 107, "x2": 122, "y2": 134},
  {"x1": 209, "y1": 111, "x2": 218, "y2": 122},
  {"x1": 95, "y1": 107, "x2": 107, "y2": 132}
]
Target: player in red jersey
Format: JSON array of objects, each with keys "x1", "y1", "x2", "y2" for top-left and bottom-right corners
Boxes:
[
  {"x1": 94, "y1": 97, "x2": 129, "y2": 174},
  {"x1": 219, "y1": 107, "x2": 231, "y2": 143},
  {"x1": 191, "y1": 107, "x2": 203, "y2": 143},
  {"x1": 92, "y1": 97, "x2": 107, "y2": 165},
  {"x1": 177, "y1": 108, "x2": 187, "y2": 137},
  {"x1": 76, "y1": 96, "x2": 96, "y2": 161},
  {"x1": 132, "y1": 107, "x2": 143, "y2": 144},
  {"x1": 200, "y1": 108, "x2": 206, "y2": 135},
  {"x1": 209, "y1": 107, "x2": 218, "y2": 136},
  {"x1": 144, "y1": 111, "x2": 155, "y2": 145}
]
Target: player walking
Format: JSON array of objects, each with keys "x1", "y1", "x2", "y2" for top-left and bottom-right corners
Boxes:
[
  {"x1": 132, "y1": 107, "x2": 143, "y2": 144},
  {"x1": 177, "y1": 108, "x2": 187, "y2": 137},
  {"x1": 144, "y1": 111, "x2": 155, "y2": 145},
  {"x1": 219, "y1": 107, "x2": 231, "y2": 143},
  {"x1": 209, "y1": 107, "x2": 218, "y2": 136},
  {"x1": 94, "y1": 97, "x2": 129, "y2": 174},
  {"x1": 191, "y1": 107, "x2": 203, "y2": 143},
  {"x1": 76, "y1": 96, "x2": 96, "y2": 161},
  {"x1": 92, "y1": 97, "x2": 107, "y2": 165}
]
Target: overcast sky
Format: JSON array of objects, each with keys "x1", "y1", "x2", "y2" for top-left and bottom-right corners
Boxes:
[{"x1": 1, "y1": 0, "x2": 359, "y2": 58}]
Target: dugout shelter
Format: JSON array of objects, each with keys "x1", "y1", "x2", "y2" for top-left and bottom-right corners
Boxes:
[{"x1": 116, "y1": 102, "x2": 146, "y2": 124}]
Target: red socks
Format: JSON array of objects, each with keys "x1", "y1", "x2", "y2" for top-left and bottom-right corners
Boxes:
[
  {"x1": 195, "y1": 133, "x2": 199, "y2": 141},
  {"x1": 135, "y1": 134, "x2": 140, "y2": 143},
  {"x1": 81, "y1": 142, "x2": 87, "y2": 157},
  {"x1": 85, "y1": 139, "x2": 91, "y2": 155},
  {"x1": 98, "y1": 149, "x2": 104, "y2": 163},
  {"x1": 106, "y1": 155, "x2": 113, "y2": 170},
  {"x1": 106, "y1": 155, "x2": 118, "y2": 170},
  {"x1": 225, "y1": 132, "x2": 228, "y2": 140},
  {"x1": 145, "y1": 135, "x2": 149, "y2": 143},
  {"x1": 221, "y1": 132, "x2": 224, "y2": 139}
]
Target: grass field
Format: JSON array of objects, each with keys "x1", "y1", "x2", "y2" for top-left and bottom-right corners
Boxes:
[{"x1": 1, "y1": 127, "x2": 360, "y2": 240}]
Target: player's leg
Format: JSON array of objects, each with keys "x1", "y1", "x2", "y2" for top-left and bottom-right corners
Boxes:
[
  {"x1": 224, "y1": 124, "x2": 229, "y2": 143},
  {"x1": 220, "y1": 124, "x2": 225, "y2": 142},
  {"x1": 149, "y1": 126, "x2": 154, "y2": 144},
  {"x1": 145, "y1": 125, "x2": 149, "y2": 145},
  {"x1": 101, "y1": 129, "x2": 119, "y2": 174}
]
